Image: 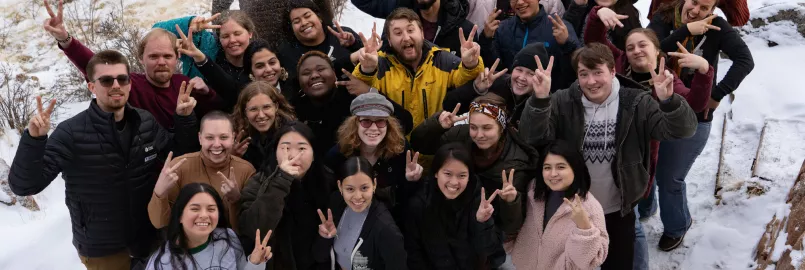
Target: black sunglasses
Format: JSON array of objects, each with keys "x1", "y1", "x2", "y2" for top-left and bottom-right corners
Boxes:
[{"x1": 92, "y1": 75, "x2": 131, "y2": 87}]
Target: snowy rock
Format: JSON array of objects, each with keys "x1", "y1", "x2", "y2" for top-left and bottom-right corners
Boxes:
[
  {"x1": 743, "y1": 2, "x2": 805, "y2": 46},
  {"x1": 0, "y1": 158, "x2": 39, "y2": 210}
]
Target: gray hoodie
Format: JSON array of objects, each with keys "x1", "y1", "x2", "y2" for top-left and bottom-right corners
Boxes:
[{"x1": 581, "y1": 78, "x2": 621, "y2": 214}]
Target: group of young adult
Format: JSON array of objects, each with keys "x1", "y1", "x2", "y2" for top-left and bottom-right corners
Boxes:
[{"x1": 8, "y1": 0, "x2": 753, "y2": 269}]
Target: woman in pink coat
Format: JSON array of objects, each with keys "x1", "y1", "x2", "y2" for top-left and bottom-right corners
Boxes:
[{"x1": 510, "y1": 141, "x2": 609, "y2": 270}]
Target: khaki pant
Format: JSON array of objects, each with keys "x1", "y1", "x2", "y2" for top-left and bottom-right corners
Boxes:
[{"x1": 78, "y1": 250, "x2": 130, "y2": 270}]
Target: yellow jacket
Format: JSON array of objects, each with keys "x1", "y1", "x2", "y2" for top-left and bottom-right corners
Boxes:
[{"x1": 354, "y1": 43, "x2": 483, "y2": 127}]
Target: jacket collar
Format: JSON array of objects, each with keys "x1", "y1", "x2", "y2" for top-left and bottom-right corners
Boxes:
[
  {"x1": 88, "y1": 99, "x2": 141, "y2": 126},
  {"x1": 516, "y1": 5, "x2": 547, "y2": 28}
]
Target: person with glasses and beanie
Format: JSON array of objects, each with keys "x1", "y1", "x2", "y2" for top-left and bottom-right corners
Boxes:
[{"x1": 8, "y1": 50, "x2": 200, "y2": 270}]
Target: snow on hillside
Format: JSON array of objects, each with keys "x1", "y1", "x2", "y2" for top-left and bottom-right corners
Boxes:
[{"x1": 1, "y1": 0, "x2": 804, "y2": 269}]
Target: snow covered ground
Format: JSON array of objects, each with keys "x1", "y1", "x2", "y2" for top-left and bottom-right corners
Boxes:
[{"x1": 1, "y1": 0, "x2": 804, "y2": 269}]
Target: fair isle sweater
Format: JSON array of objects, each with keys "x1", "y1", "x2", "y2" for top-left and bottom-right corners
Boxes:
[
  {"x1": 146, "y1": 228, "x2": 265, "y2": 270},
  {"x1": 582, "y1": 78, "x2": 621, "y2": 214}
]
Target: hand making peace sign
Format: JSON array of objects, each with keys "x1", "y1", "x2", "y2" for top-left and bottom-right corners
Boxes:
[
  {"x1": 232, "y1": 130, "x2": 251, "y2": 157},
  {"x1": 474, "y1": 58, "x2": 508, "y2": 94},
  {"x1": 28, "y1": 96, "x2": 57, "y2": 137},
  {"x1": 476, "y1": 187, "x2": 499, "y2": 223},
  {"x1": 668, "y1": 42, "x2": 710, "y2": 75},
  {"x1": 405, "y1": 150, "x2": 423, "y2": 182},
  {"x1": 218, "y1": 167, "x2": 241, "y2": 203},
  {"x1": 249, "y1": 229, "x2": 273, "y2": 264},
  {"x1": 317, "y1": 209, "x2": 337, "y2": 239},
  {"x1": 154, "y1": 151, "x2": 187, "y2": 198},
  {"x1": 438, "y1": 103, "x2": 469, "y2": 129},
  {"x1": 650, "y1": 57, "x2": 675, "y2": 102},
  {"x1": 328, "y1": 21, "x2": 357, "y2": 48},
  {"x1": 548, "y1": 14, "x2": 570, "y2": 45},
  {"x1": 357, "y1": 22, "x2": 382, "y2": 73},
  {"x1": 563, "y1": 194, "x2": 592, "y2": 229},
  {"x1": 42, "y1": 0, "x2": 69, "y2": 42},
  {"x1": 188, "y1": 13, "x2": 221, "y2": 33},
  {"x1": 458, "y1": 25, "x2": 481, "y2": 69},
  {"x1": 175, "y1": 81, "x2": 198, "y2": 116},
  {"x1": 483, "y1": 9, "x2": 503, "y2": 38},
  {"x1": 529, "y1": 55, "x2": 555, "y2": 99},
  {"x1": 175, "y1": 25, "x2": 206, "y2": 63},
  {"x1": 498, "y1": 169, "x2": 518, "y2": 203},
  {"x1": 687, "y1": 14, "x2": 721, "y2": 36}
]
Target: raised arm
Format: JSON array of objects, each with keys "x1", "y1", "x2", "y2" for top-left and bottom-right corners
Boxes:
[
  {"x1": 9, "y1": 98, "x2": 69, "y2": 196},
  {"x1": 519, "y1": 56, "x2": 558, "y2": 146},
  {"x1": 410, "y1": 105, "x2": 468, "y2": 155},
  {"x1": 711, "y1": 19, "x2": 754, "y2": 102},
  {"x1": 584, "y1": 7, "x2": 626, "y2": 59},
  {"x1": 238, "y1": 170, "x2": 294, "y2": 252},
  {"x1": 449, "y1": 26, "x2": 485, "y2": 88}
]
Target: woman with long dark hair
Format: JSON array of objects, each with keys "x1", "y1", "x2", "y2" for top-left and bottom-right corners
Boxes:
[
  {"x1": 404, "y1": 143, "x2": 506, "y2": 269},
  {"x1": 238, "y1": 122, "x2": 334, "y2": 269},
  {"x1": 316, "y1": 156, "x2": 408, "y2": 269},
  {"x1": 146, "y1": 183, "x2": 271, "y2": 270},
  {"x1": 509, "y1": 141, "x2": 608, "y2": 269}
]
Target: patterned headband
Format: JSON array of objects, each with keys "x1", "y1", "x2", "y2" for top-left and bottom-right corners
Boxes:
[{"x1": 469, "y1": 102, "x2": 508, "y2": 129}]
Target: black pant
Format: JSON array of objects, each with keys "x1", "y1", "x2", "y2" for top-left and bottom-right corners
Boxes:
[{"x1": 601, "y1": 211, "x2": 636, "y2": 270}]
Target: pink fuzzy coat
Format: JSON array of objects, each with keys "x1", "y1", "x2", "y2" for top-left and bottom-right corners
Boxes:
[{"x1": 510, "y1": 185, "x2": 609, "y2": 270}]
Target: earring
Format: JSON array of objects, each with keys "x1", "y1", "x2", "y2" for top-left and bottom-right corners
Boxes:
[
  {"x1": 249, "y1": 74, "x2": 254, "y2": 81},
  {"x1": 280, "y1": 68, "x2": 289, "y2": 81}
]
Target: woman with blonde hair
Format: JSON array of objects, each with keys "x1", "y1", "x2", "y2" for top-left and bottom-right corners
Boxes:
[
  {"x1": 231, "y1": 81, "x2": 296, "y2": 169},
  {"x1": 325, "y1": 91, "x2": 417, "y2": 225}
]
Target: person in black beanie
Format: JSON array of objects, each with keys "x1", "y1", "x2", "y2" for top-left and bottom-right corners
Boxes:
[{"x1": 443, "y1": 43, "x2": 570, "y2": 128}]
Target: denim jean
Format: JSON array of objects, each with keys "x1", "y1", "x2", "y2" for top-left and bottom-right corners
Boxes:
[
  {"x1": 638, "y1": 122, "x2": 711, "y2": 237},
  {"x1": 633, "y1": 207, "x2": 649, "y2": 270}
]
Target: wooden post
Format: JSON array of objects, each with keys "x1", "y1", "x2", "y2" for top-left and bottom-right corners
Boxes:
[{"x1": 715, "y1": 116, "x2": 729, "y2": 202}]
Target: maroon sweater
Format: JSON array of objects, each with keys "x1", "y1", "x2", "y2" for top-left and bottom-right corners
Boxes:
[
  {"x1": 60, "y1": 38, "x2": 221, "y2": 129},
  {"x1": 585, "y1": 7, "x2": 714, "y2": 197}
]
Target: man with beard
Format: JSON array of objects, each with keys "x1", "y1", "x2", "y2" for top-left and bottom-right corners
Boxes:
[
  {"x1": 9, "y1": 50, "x2": 199, "y2": 270},
  {"x1": 148, "y1": 111, "x2": 256, "y2": 234},
  {"x1": 352, "y1": 8, "x2": 484, "y2": 128},
  {"x1": 352, "y1": 0, "x2": 475, "y2": 54},
  {"x1": 42, "y1": 0, "x2": 219, "y2": 129}
]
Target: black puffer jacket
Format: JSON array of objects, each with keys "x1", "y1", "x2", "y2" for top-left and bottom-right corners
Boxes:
[{"x1": 9, "y1": 100, "x2": 198, "y2": 258}]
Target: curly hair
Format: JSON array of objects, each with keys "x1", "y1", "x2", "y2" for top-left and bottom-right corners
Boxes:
[
  {"x1": 337, "y1": 115, "x2": 406, "y2": 160},
  {"x1": 231, "y1": 81, "x2": 296, "y2": 134}
]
